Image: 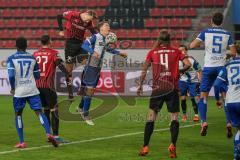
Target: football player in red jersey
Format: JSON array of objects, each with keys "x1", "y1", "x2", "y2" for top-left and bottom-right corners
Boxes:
[
  {"x1": 57, "y1": 10, "x2": 97, "y2": 99},
  {"x1": 137, "y1": 30, "x2": 191, "y2": 158},
  {"x1": 33, "y1": 35, "x2": 69, "y2": 143}
]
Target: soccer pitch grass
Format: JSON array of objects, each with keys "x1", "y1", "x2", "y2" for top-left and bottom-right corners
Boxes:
[{"x1": 0, "y1": 95, "x2": 233, "y2": 160}]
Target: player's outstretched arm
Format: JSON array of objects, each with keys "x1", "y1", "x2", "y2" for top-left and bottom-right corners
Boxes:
[
  {"x1": 137, "y1": 61, "x2": 151, "y2": 96},
  {"x1": 189, "y1": 39, "x2": 202, "y2": 49}
]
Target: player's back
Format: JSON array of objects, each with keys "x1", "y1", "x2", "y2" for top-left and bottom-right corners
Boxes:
[
  {"x1": 33, "y1": 48, "x2": 58, "y2": 88},
  {"x1": 147, "y1": 46, "x2": 184, "y2": 88},
  {"x1": 197, "y1": 27, "x2": 234, "y2": 67},
  {"x1": 7, "y1": 51, "x2": 39, "y2": 97},
  {"x1": 225, "y1": 57, "x2": 240, "y2": 103}
]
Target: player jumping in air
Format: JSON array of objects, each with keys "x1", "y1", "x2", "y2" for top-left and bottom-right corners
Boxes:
[
  {"x1": 137, "y1": 30, "x2": 191, "y2": 158},
  {"x1": 190, "y1": 12, "x2": 237, "y2": 136},
  {"x1": 178, "y1": 45, "x2": 202, "y2": 122},
  {"x1": 7, "y1": 37, "x2": 58, "y2": 148},
  {"x1": 78, "y1": 21, "x2": 127, "y2": 125},
  {"x1": 57, "y1": 10, "x2": 97, "y2": 99},
  {"x1": 33, "y1": 35, "x2": 70, "y2": 143},
  {"x1": 214, "y1": 56, "x2": 240, "y2": 159}
]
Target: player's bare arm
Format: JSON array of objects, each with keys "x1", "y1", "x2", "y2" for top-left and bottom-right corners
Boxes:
[
  {"x1": 57, "y1": 14, "x2": 64, "y2": 37},
  {"x1": 137, "y1": 61, "x2": 151, "y2": 96},
  {"x1": 189, "y1": 39, "x2": 202, "y2": 49}
]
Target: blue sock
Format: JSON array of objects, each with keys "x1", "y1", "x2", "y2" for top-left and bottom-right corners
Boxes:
[
  {"x1": 83, "y1": 96, "x2": 92, "y2": 117},
  {"x1": 39, "y1": 113, "x2": 51, "y2": 135},
  {"x1": 198, "y1": 98, "x2": 207, "y2": 122},
  {"x1": 214, "y1": 86, "x2": 220, "y2": 101},
  {"x1": 15, "y1": 116, "x2": 24, "y2": 143},
  {"x1": 234, "y1": 131, "x2": 240, "y2": 159},
  {"x1": 224, "y1": 104, "x2": 231, "y2": 124}
]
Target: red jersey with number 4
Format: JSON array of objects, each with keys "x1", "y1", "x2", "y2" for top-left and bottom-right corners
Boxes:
[
  {"x1": 33, "y1": 48, "x2": 59, "y2": 89},
  {"x1": 145, "y1": 46, "x2": 185, "y2": 90},
  {"x1": 63, "y1": 11, "x2": 94, "y2": 40}
]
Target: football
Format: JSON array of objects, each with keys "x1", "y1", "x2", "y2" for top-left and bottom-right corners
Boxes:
[{"x1": 106, "y1": 32, "x2": 117, "y2": 44}]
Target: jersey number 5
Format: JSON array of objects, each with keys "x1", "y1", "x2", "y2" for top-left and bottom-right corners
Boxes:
[{"x1": 212, "y1": 36, "x2": 222, "y2": 54}]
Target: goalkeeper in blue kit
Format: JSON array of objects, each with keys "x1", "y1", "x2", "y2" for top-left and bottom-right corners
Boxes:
[
  {"x1": 77, "y1": 21, "x2": 127, "y2": 125},
  {"x1": 7, "y1": 37, "x2": 58, "y2": 148}
]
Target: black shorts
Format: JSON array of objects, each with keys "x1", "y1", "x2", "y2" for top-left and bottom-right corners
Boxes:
[
  {"x1": 65, "y1": 39, "x2": 89, "y2": 64},
  {"x1": 149, "y1": 89, "x2": 180, "y2": 113},
  {"x1": 38, "y1": 88, "x2": 58, "y2": 109}
]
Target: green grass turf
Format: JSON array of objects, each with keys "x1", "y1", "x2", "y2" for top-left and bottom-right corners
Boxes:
[{"x1": 0, "y1": 95, "x2": 234, "y2": 160}]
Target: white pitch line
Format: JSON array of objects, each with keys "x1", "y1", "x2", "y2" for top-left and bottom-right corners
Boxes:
[{"x1": 0, "y1": 123, "x2": 200, "y2": 155}]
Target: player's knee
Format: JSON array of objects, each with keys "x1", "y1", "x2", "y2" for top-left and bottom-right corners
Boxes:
[{"x1": 86, "y1": 87, "x2": 95, "y2": 97}]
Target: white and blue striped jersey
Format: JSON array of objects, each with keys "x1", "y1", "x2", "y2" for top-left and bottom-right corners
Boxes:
[
  {"x1": 197, "y1": 27, "x2": 234, "y2": 67},
  {"x1": 179, "y1": 56, "x2": 201, "y2": 83},
  {"x1": 215, "y1": 57, "x2": 240, "y2": 103},
  {"x1": 7, "y1": 51, "x2": 40, "y2": 97}
]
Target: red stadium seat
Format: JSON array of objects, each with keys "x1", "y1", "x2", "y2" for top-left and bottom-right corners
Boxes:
[
  {"x1": 36, "y1": 9, "x2": 47, "y2": 18},
  {"x1": 24, "y1": 9, "x2": 35, "y2": 18},
  {"x1": 31, "y1": 0, "x2": 41, "y2": 7},
  {"x1": 0, "y1": 0, "x2": 6, "y2": 7},
  {"x1": 127, "y1": 29, "x2": 139, "y2": 39},
  {"x1": 98, "y1": 0, "x2": 109, "y2": 7},
  {"x1": 169, "y1": 18, "x2": 180, "y2": 28},
  {"x1": 15, "y1": 9, "x2": 23, "y2": 18},
  {"x1": 86, "y1": 0, "x2": 98, "y2": 8},
  {"x1": 179, "y1": 0, "x2": 191, "y2": 7},
  {"x1": 181, "y1": 18, "x2": 192, "y2": 28},
  {"x1": 40, "y1": 19, "x2": 52, "y2": 28},
  {"x1": 95, "y1": 9, "x2": 105, "y2": 17},
  {"x1": 145, "y1": 18, "x2": 156, "y2": 28},
  {"x1": 11, "y1": 29, "x2": 21, "y2": 38},
  {"x1": 0, "y1": 19, "x2": 5, "y2": 28},
  {"x1": 134, "y1": 40, "x2": 145, "y2": 49},
  {"x1": 156, "y1": 0, "x2": 166, "y2": 7},
  {"x1": 175, "y1": 29, "x2": 187, "y2": 39},
  {"x1": 0, "y1": 29, "x2": 10, "y2": 39},
  {"x1": 48, "y1": 29, "x2": 58, "y2": 38},
  {"x1": 73, "y1": 0, "x2": 85, "y2": 7},
  {"x1": 156, "y1": 18, "x2": 168, "y2": 28},
  {"x1": 150, "y1": 29, "x2": 160, "y2": 38},
  {"x1": 52, "y1": 41, "x2": 64, "y2": 48},
  {"x1": 5, "y1": 40, "x2": 15, "y2": 48},
  {"x1": 54, "y1": 0, "x2": 64, "y2": 7},
  {"x1": 174, "y1": 8, "x2": 185, "y2": 17},
  {"x1": 192, "y1": 0, "x2": 202, "y2": 7},
  {"x1": 203, "y1": 0, "x2": 214, "y2": 7},
  {"x1": 1, "y1": 9, "x2": 12, "y2": 18},
  {"x1": 29, "y1": 40, "x2": 40, "y2": 48},
  {"x1": 150, "y1": 8, "x2": 161, "y2": 17},
  {"x1": 162, "y1": 8, "x2": 173, "y2": 17},
  {"x1": 23, "y1": 29, "x2": 33, "y2": 38},
  {"x1": 18, "y1": 0, "x2": 30, "y2": 7},
  {"x1": 18, "y1": 19, "x2": 29, "y2": 28},
  {"x1": 185, "y1": 8, "x2": 197, "y2": 17},
  {"x1": 5, "y1": 0, "x2": 19, "y2": 8},
  {"x1": 6, "y1": 19, "x2": 17, "y2": 28},
  {"x1": 48, "y1": 8, "x2": 58, "y2": 18},
  {"x1": 139, "y1": 29, "x2": 150, "y2": 39},
  {"x1": 167, "y1": 0, "x2": 178, "y2": 7},
  {"x1": 146, "y1": 40, "x2": 155, "y2": 48},
  {"x1": 34, "y1": 30, "x2": 45, "y2": 38},
  {"x1": 41, "y1": 0, "x2": 53, "y2": 7},
  {"x1": 116, "y1": 29, "x2": 127, "y2": 39}
]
